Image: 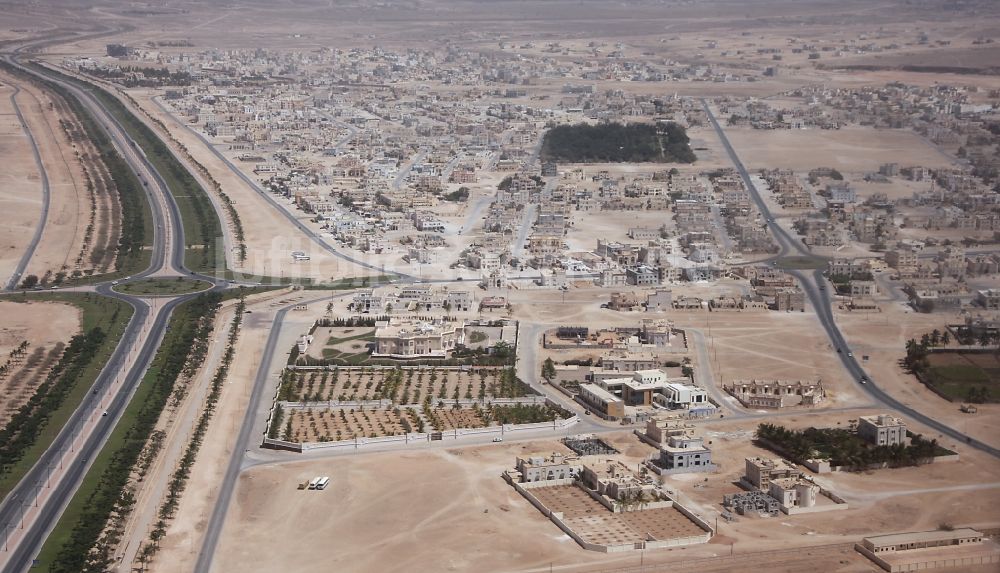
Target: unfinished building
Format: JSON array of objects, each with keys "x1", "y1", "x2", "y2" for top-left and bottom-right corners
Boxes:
[
  {"x1": 723, "y1": 490, "x2": 779, "y2": 517},
  {"x1": 723, "y1": 379, "x2": 826, "y2": 408}
]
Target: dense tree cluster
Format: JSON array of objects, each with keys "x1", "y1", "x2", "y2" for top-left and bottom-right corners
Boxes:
[
  {"x1": 485, "y1": 403, "x2": 568, "y2": 425},
  {"x1": 540, "y1": 122, "x2": 695, "y2": 163},
  {"x1": 84, "y1": 65, "x2": 192, "y2": 88},
  {"x1": 755, "y1": 423, "x2": 949, "y2": 470},
  {"x1": 443, "y1": 187, "x2": 470, "y2": 202}
]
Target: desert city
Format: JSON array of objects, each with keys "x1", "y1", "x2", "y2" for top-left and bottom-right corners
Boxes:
[{"x1": 0, "y1": 1, "x2": 999, "y2": 572}]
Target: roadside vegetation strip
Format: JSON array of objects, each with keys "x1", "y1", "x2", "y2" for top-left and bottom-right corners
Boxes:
[
  {"x1": 31, "y1": 63, "x2": 226, "y2": 276},
  {"x1": 140, "y1": 296, "x2": 246, "y2": 567},
  {"x1": 0, "y1": 61, "x2": 152, "y2": 284},
  {"x1": 36, "y1": 291, "x2": 224, "y2": 572},
  {"x1": 0, "y1": 293, "x2": 132, "y2": 499},
  {"x1": 119, "y1": 90, "x2": 247, "y2": 263},
  {"x1": 34, "y1": 288, "x2": 274, "y2": 572}
]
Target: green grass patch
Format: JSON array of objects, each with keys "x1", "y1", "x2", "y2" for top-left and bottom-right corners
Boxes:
[
  {"x1": 325, "y1": 331, "x2": 376, "y2": 346},
  {"x1": 924, "y1": 352, "x2": 999, "y2": 403},
  {"x1": 0, "y1": 293, "x2": 132, "y2": 500},
  {"x1": 113, "y1": 277, "x2": 212, "y2": 296}
]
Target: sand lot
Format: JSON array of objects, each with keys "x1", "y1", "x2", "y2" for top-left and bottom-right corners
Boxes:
[
  {"x1": 10, "y1": 76, "x2": 85, "y2": 280},
  {"x1": 209, "y1": 419, "x2": 1000, "y2": 573},
  {"x1": 0, "y1": 300, "x2": 80, "y2": 425},
  {"x1": 725, "y1": 127, "x2": 955, "y2": 173},
  {"x1": 0, "y1": 79, "x2": 44, "y2": 285},
  {"x1": 0, "y1": 72, "x2": 92, "y2": 283},
  {"x1": 682, "y1": 310, "x2": 867, "y2": 408}
]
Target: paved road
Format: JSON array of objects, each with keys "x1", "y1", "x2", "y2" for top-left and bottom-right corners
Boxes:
[
  {"x1": 2, "y1": 83, "x2": 50, "y2": 291},
  {"x1": 192, "y1": 291, "x2": 352, "y2": 573},
  {"x1": 702, "y1": 99, "x2": 1000, "y2": 459},
  {"x1": 511, "y1": 203, "x2": 537, "y2": 259}
]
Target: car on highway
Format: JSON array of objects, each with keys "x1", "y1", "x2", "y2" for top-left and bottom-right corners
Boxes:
[
  {"x1": 860, "y1": 376, "x2": 868, "y2": 384},
  {"x1": 847, "y1": 352, "x2": 853, "y2": 357},
  {"x1": 492, "y1": 437, "x2": 503, "y2": 443}
]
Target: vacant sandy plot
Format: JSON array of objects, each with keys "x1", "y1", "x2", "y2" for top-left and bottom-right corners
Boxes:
[
  {"x1": 529, "y1": 484, "x2": 705, "y2": 546},
  {"x1": 5, "y1": 73, "x2": 90, "y2": 283},
  {"x1": 0, "y1": 81, "x2": 43, "y2": 286},
  {"x1": 0, "y1": 300, "x2": 80, "y2": 425},
  {"x1": 725, "y1": 127, "x2": 955, "y2": 173},
  {"x1": 565, "y1": 210, "x2": 670, "y2": 253},
  {"x1": 674, "y1": 414, "x2": 1000, "y2": 555},
  {"x1": 210, "y1": 417, "x2": 1000, "y2": 573},
  {"x1": 680, "y1": 310, "x2": 866, "y2": 408}
]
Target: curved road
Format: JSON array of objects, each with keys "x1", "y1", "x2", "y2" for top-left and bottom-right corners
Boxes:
[
  {"x1": 702, "y1": 99, "x2": 1000, "y2": 458},
  {"x1": 2, "y1": 82, "x2": 50, "y2": 291}
]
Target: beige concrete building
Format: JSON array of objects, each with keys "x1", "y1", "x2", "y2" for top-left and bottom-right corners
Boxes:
[
  {"x1": 858, "y1": 414, "x2": 908, "y2": 446},
  {"x1": 515, "y1": 453, "x2": 582, "y2": 483},
  {"x1": 742, "y1": 457, "x2": 801, "y2": 490},
  {"x1": 373, "y1": 319, "x2": 464, "y2": 358},
  {"x1": 723, "y1": 379, "x2": 825, "y2": 408}
]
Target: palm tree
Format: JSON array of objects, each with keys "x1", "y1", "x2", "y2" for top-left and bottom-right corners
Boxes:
[{"x1": 979, "y1": 332, "x2": 991, "y2": 348}]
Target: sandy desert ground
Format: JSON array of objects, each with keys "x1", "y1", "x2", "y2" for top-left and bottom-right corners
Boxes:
[
  {"x1": 0, "y1": 69, "x2": 99, "y2": 283},
  {"x1": 725, "y1": 127, "x2": 956, "y2": 174},
  {"x1": 0, "y1": 79, "x2": 43, "y2": 285},
  {"x1": 207, "y1": 412, "x2": 1000, "y2": 573}
]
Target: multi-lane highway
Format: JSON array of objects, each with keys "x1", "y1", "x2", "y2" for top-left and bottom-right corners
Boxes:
[
  {"x1": 702, "y1": 99, "x2": 1000, "y2": 458},
  {"x1": 0, "y1": 38, "x2": 230, "y2": 572}
]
